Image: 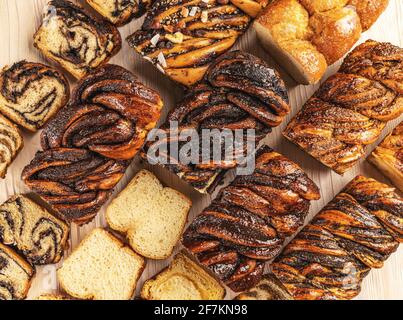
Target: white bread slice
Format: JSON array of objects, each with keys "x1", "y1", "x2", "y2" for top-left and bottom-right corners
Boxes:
[
  {"x1": 106, "y1": 170, "x2": 192, "y2": 260},
  {"x1": 58, "y1": 228, "x2": 145, "y2": 300},
  {"x1": 141, "y1": 252, "x2": 225, "y2": 300}
]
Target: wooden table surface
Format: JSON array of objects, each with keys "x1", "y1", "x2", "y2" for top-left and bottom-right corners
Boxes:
[{"x1": 0, "y1": 0, "x2": 402, "y2": 300}]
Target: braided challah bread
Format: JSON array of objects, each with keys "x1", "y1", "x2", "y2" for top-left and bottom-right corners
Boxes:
[
  {"x1": 22, "y1": 64, "x2": 163, "y2": 224},
  {"x1": 127, "y1": 0, "x2": 268, "y2": 86},
  {"x1": 143, "y1": 51, "x2": 290, "y2": 193},
  {"x1": 254, "y1": 0, "x2": 389, "y2": 84},
  {"x1": 368, "y1": 122, "x2": 402, "y2": 192},
  {"x1": 283, "y1": 40, "x2": 403, "y2": 174},
  {"x1": 0, "y1": 61, "x2": 69, "y2": 132},
  {"x1": 34, "y1": 0, "x2": 122, "y2": 79},
  {"x1": 271, "y1": 175, "x2": 403, "y2": 300},
  {"x1": 183, "y1": 146, "x2": 320, "y2": 292},
  {"x1": 0, "y1": 114, "x2": 23, "y2": 179},
  {"x1": 0, "y1": 195, "x2": 69, "y2": 265}
]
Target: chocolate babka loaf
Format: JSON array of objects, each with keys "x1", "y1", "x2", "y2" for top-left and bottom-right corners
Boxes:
[
  {"x1": 143, "y1": 51, "x2": 290, "y2": 193},
  {"x1": 22, "y1": 64, "x2": 163, "y2": 224},
  {"x1": 0, "y1": 61, "x2": 69, "y2": 131},
  {"x1": 283, "y1": 40, "x2": 403, "y2": 174},
  {"x1": 182, "y1": 146, "x2": 320, "y2": 292},
  {"x1": 127, "y1": 0, "x2": 268, "y2": 86},
  {"x1": 0, "y1": 195, "x2": 69, "y2": 265},
  {"x1": 0, "y1": 243, "x2": 34, "y2": 300},
  {"x1": 368, "y1": 122, "x2": 402, "y2": 192},
  {"x1": 271, "y1": 176, "x2": 403, "y2": 300},
  {"x1": 86, "y1": 0, "x2": 151, "y2": 26},
  {"x1": 0, "y1": 114, "x2": 23, "y2": 179},
  {"x1": 34, "y1": 0, "x2": 122, "y2": 79}
]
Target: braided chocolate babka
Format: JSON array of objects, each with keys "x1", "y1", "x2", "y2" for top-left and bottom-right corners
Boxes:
[
  {"x1": 86, "y1": 0, "x2": 151, "y2": 26},
  {"x1": 0, "y1": 243, "x2": 34, "y2": 300},
  {"x1": 0, "y1": 114, "x2": 23, "y2": 179},
  {"x1": 368, "y1": 122, "x2": 402, "y2": 192},
  {"x1": 144, "y1": 51, "x2": 290, "y2": 193},
  {"x1": 182, "y1": 146, "x2": 320, "y2": 292},
  {"x1": 34, "y1": 0, "x2": 122, "y2": 79},
  {"x1": 283, "y1": 40, "x2": 403, "y2": 174},
  {"x1": 0, "y1": 61, "x2": 69, "y2": 132},
  {"x1": 271, "y1": 175, "x2": 403, "y2": 300},
  {"x1": 0, "y1": 195, "x2": 69, "y2": 265},
  {"x1": 127, "y1": 0, "x2": 268, "y2": 86},
  {"x1": 22, "y1": 64, "x2": 163, "y2": 224}
]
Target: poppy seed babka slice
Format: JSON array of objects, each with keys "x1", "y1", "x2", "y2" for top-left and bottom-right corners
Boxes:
[
  {"x1": 0, "y1": 195, "x2": 69, "y2": 265},
  {"x1": 0, "y1": 243, "x2": 34, "y2": 300},
  {"x1": 0, "y1": 61, "x2": 70, "y2": 132},
  {"x1": 0, "y1": 114, "x2": 23, "y2": 179}
]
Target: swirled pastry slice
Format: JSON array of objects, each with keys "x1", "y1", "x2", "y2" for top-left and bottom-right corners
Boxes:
[
  {"x1": 0, "y1": 195, "x2": 69, "y2": 265},
  {"x1": 283, "y1": 40, "x2": 403, "y2": 174},
  {"x1": 34, "y1": 0, "x2": 122, "y2": 79},
  {"x1": 0, "y1": 243, "x2": 34, "y2": 300},
  {"x1": 368, "y1": 122, "x2": 402, "y2": 192},
  {"x1": 86, "y1": 0, "x2": 150, "y2": 26},
  {"x1": 0, "y1": 61, "x2": 69, "y2": 131},
  {"x1": 271, "y1": 175, "x2": 402, "y2": 300},
  {"x1": 127, "y1": 0, "x2": 252, "y2": 86},
  {"x1": 183, "y1": 146, "x2": 320, "y2": 292},
  {"x1": 0, "y1": 114, "x2": 23, "y2": 179}
]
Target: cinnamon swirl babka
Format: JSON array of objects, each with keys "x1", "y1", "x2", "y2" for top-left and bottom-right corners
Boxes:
[
  {"x1": 368, "y1": 122, "x2": 402, "y2": 192},
  {"x1": 182, "y1": 146, "x2": 320, "y2": 292},
  {"x1": 143, "y1": 51, "x2": 290, "y2": 193},
  {"x1": 283, "y1": 40, "x2": 403, "y2": 174},
  {"x1": 0, "y1": 61, "x2": 69, "y2": 131},
  {"x1": 0, "y1": 114, "x2": 23, "y2": 179},
  {"x1": 34, "y1": 0, "x2": 122, "y2": 79},
  {"x1": 127, "y1": 0, "x2": 268, "y2": 86},
  {"x1": 22, "y1": 64, "x2": 163, "y2": 224},
  {"x1": 86, "y1": 0, "x2": 150, "y2": 26},
  {"x1": 0, "y1": 195, "x2": 69, "y2": 265},
  {"x1": 0, "y1": 243, "x2": 34, "y2": 300},
  {"x1": 271, "y1": 175, "x2": 403, "y2": 300}
]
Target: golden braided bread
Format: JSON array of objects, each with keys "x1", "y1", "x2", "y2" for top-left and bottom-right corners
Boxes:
[
  {"x1": 22, "y1": 65, "x2": 163, "y2": 224},
  {"x1": 283, "y1": 40, "x2": 403, "y2": 174},
  {"x1": 183, "y1": 146, "x2": 320, "y2": 292},
  {"x1": 271, "y1": 175, "x2": 403, "y2": 300}
]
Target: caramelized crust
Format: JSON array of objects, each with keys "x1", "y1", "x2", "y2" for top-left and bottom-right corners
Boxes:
[
  {"x1": 143, "y1": 51, "x2": 290, "y2": 193},
  {"x1": 183, "y1": 146, "x2": 320, "y2": 292},
  {"x1": 283, "y1": 40, "x2": 403, "y2": 174},
  {"x1": 368, "y1": 122, "x2": 402, "y2": 192},
  {"x1": 22, "y1": 65, "x2": 163, "y2": 225},
  {"x1": 127, "y1": 0, "x2": 267, "y2": 86},
  {"x1": 272, "y1": 175, "x2": 402, "y2": 300}
]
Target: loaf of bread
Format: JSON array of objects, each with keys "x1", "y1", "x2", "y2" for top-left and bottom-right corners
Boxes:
[
  {"x1": 86, "y1": 0, "x2": 150, "y2": 26},
  {"x1": 235, "y1": 274, "x2": 293, "y2": 300},
  {"x1": 22, "y1": 64, "x2": 163, "y2": 224},
  {"x1": 141, "y1": 252, "x2": 225, "y2": 300},
  {"x1": 143, "y1": 51, "x2": 290, "y2": 193},
  {"x1": 0, "y1": 195, "x2": 69, "y2": 265},
  {"x1": 34, "y1": 0, "x2": 122, "y2": 79},
  {"x1": 368, "y1": 122, "x2": 402, "y2": 192},
  {"x1": 254, "y1": 0, "x2": 389, "y2": 84},
  {"x1": 271, "y1": 175, "x2": 403, "y2": 300},
  {"x1": 106, "y1": 170, "x2": 192, "y2": 259},
  {"x1": 58, "y1": 228, "x2": 145, "y2": 300},
  {"x1": 0, "y1": 114, "x2": 23, "y2": 179},
  {"x1": 183, "y1": 146, "x2": 320, "y2": 292},
  {"x1": 127, "y1": 0, "x2": 268, "y2": 86},
  {"x1": 0, "y1": 243, "x2": 34, "y2": 300},
  {"x1": 283, "y1": 40, "x2": 402, "y2": 174},
  {"x1": 0, "y1": 61, "x2": 69, "y2": 132}
]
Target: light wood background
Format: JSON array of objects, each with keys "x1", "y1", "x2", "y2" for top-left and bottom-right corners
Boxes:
[{"x1": 0, "y1": 0, "x2": 401, "y2": 300}]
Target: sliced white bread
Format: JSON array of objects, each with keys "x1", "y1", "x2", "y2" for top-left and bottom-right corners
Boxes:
[{"x1": 106, "y1": 169, "x2": 192, "y2": 260}]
